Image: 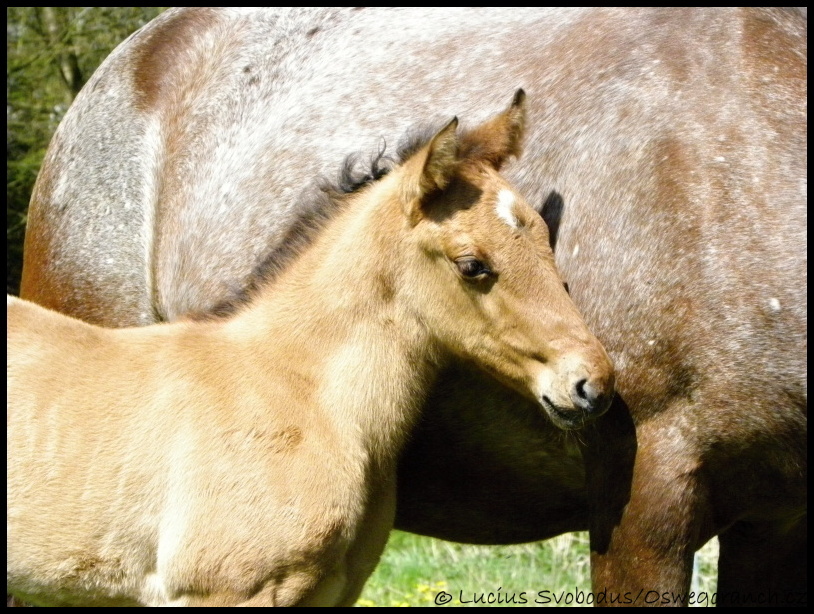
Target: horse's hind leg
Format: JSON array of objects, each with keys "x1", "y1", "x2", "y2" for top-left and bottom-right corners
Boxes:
[{"x1": 717, "y1": 516, "x2": 807, "y2": 608}]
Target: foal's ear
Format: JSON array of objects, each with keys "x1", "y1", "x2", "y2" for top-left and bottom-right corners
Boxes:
[
  {"x1": 459, "y1": 88, "x2": 526, "y2": 170},
  {"x1": 400, "y1": 117, "x2": 459, "y2": 225}
]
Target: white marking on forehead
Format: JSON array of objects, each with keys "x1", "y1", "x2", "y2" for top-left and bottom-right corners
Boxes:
[
  {"x1": 768, "y1": 297, "x2": 781, "y2": 312},
  {"x1": 496, "y1": 189, "x2": 518, "y2": 229},
  {"x1": 572, "y1": 244, "x2": 580, "y2": 257}
]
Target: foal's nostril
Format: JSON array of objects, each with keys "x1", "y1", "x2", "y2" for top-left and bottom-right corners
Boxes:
[
  {"x1": 574, "y1": 378, "x2": 588, "y2": 401},
  {"x1": 571, "y1": 377, "x2": 610, "y2": 416}
]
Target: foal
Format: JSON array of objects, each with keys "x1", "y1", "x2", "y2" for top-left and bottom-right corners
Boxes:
[{"x1": 7, "y1": 92, "x2": 613, "y2": 606}]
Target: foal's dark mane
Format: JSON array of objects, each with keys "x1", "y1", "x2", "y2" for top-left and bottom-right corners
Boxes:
[{"x1": 197, "y1": 125, "x2": 442, "y2": 320}]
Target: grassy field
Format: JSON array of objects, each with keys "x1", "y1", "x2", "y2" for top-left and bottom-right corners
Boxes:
[{"x1": 358, "y1": 531, "x2": 719, "y2": 607}]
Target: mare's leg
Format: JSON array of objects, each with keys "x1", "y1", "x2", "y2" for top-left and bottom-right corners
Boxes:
[
  {"x1": 717, "y1": 517, "x2": 807, "y2": 607},
  {"x1": 584, "y1": 399, "x2": 710, "y2": 606},
  {"x1": 585, "y1": 393, "x2": 806, "y2": 607}
]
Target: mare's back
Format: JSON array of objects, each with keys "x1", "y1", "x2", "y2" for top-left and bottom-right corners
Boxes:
[{"x1": 21, "y1": 8, "x2": 805, "y2": 338}]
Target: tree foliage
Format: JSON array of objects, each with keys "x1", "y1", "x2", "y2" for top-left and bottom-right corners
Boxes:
[{"x1": 7, "y1": 7, "x2": 167, "y2": 293}]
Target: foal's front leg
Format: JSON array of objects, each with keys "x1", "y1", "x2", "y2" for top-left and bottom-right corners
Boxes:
[{"x1": 217, "y1": 480, "x2": 396, "y2": 607}]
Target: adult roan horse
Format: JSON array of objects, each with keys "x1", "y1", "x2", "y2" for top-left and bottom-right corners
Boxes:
[
  {"x1": 19, "y1": 8, "x2": 806, "y2": 606},
  {"x1": 7, "y1": 94, "x2": 614, "y2": 606}
]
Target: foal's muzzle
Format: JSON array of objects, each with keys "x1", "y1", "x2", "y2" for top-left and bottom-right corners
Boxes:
[{"x1": 541, "y1": 371, "x2": 614, "y2": 430}]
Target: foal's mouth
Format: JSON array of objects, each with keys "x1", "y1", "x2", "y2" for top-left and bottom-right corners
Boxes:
[{"x1": 541, "y1": 395, "x2": 588, "y2": 430}]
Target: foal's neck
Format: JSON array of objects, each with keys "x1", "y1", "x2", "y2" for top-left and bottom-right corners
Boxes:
[{"x1": 228, "y1": 180, "x2": 438, "y2": 468}]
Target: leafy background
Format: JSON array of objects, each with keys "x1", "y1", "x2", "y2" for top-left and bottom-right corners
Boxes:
[{"x1": 7, "y1": 7, "x2": 167, "y2": 293}]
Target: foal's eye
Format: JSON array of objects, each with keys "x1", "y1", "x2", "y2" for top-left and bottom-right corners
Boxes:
[{"x1": 455, "y1": 257, "x2": 491, "y2": 280}]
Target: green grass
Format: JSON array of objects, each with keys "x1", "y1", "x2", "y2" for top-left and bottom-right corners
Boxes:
[{"x1": 357, "y1": 532, "x2": 719, "y2": 607}]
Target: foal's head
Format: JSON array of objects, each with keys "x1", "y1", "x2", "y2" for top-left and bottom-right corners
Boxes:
[{"x1": 385, "y1": 91, "x2": 614, "y2": 428}]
